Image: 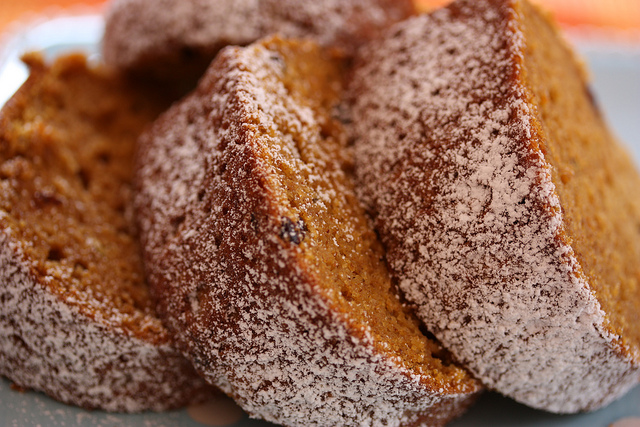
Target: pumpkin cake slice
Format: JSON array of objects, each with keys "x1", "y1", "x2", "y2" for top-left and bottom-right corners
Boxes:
[
  {"x1": 347, "y1": 0, "x2": 640, "y2": 413},
  {"x1": 134, "y1": 36, "x2": 481, "y2": 427},
  {"x1": 0, "y1": 53, "x2": 211, "y2": 412}
]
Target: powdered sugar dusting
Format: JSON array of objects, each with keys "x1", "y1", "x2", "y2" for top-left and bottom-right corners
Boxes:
[
  {"x1": 348, "y1": 0, "x2": 639, "y2": 413},
  {"x1": 103, "y1": 0, "x2": 262, "y2": 69},
  {"x1": 0, "y1": 228, "x2": 210, "y2": 412},
  {"x1": 135, "y1": 38, "x2": 479, "y2": 426},
  {"x1": 102, "y1": 0, "x2": 415, "y2": 72}
]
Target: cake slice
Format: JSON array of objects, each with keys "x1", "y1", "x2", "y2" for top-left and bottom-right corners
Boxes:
[
  {"x1": 134, "y1": 36, "x2": 481, "y2": 426},
  {"x1": 0, "y1": 53, "x2": 211, "y2": 412},
  {"x1": 102, "y1": 0, "x2": 415, "y2": 88},
  {"x1": 347, "y1": 0, "x2": 640, "y2": 413}
]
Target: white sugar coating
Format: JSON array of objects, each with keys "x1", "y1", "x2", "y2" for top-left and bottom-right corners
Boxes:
[
  {"x1": 0, "y1": 227, "x2": 210, "y2": 412},
  {"x1": 102, "y1": 0, "x2": 415, "y2": 71},
  {"x1": 347, "y1": 0, "x2": 640, "y2": 413},
  {"x1": 103, "y1": 0, "x2": 261, "y2": 68},
  {"x1": 135, "y1": 38, "x2": 479, "y2": 427}
]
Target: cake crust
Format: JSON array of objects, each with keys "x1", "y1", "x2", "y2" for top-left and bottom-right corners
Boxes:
[{"x1": 347, "y1": 0, "x2": 640, "y2": 413}]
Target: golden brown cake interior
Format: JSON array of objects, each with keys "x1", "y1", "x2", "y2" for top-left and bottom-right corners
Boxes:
[
  {"x1": 521, "y1": 1, "x2": 640, "y2": 352},
  {"x1": 0, "y1": 54, "x2": 170, "y2": 339},
  {"x1": 260, "y1": 40, "x2": 475, "y2": 390}
]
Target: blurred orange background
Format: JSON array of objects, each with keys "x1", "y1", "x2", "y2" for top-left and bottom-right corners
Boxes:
[
  {"x1": 1, "y1": 0, "x2": 639, "y2": 35},
  {"x1": 0, "y1": 0, "x2": 104, "y2": 31},
  {"x1": 418, "y1": 0, "x2": 640, "y2": 32}
]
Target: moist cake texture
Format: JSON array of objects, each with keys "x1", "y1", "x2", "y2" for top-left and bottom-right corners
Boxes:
[
  {"x1": 347, "y1": 0, "x2": 640, "y2": 413},
  {"x1": 0, "y1": 54, "x2": 211, "y2": 411},
  {"x1": 135, "y1": 36, "x2": 481, "y2": 427}
]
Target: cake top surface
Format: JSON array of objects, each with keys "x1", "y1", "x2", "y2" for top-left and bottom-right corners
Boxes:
[
  {"x1": 103, "y1": 0, "x2": 416, "y2": 71},
  {"x1": 350, "y1": 0, "x2": 545, "y2": 269}
]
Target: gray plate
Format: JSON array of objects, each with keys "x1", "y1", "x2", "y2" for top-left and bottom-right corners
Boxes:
[{"x1": 0, "y1": 13, "x2": 639, "y2": 427}]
